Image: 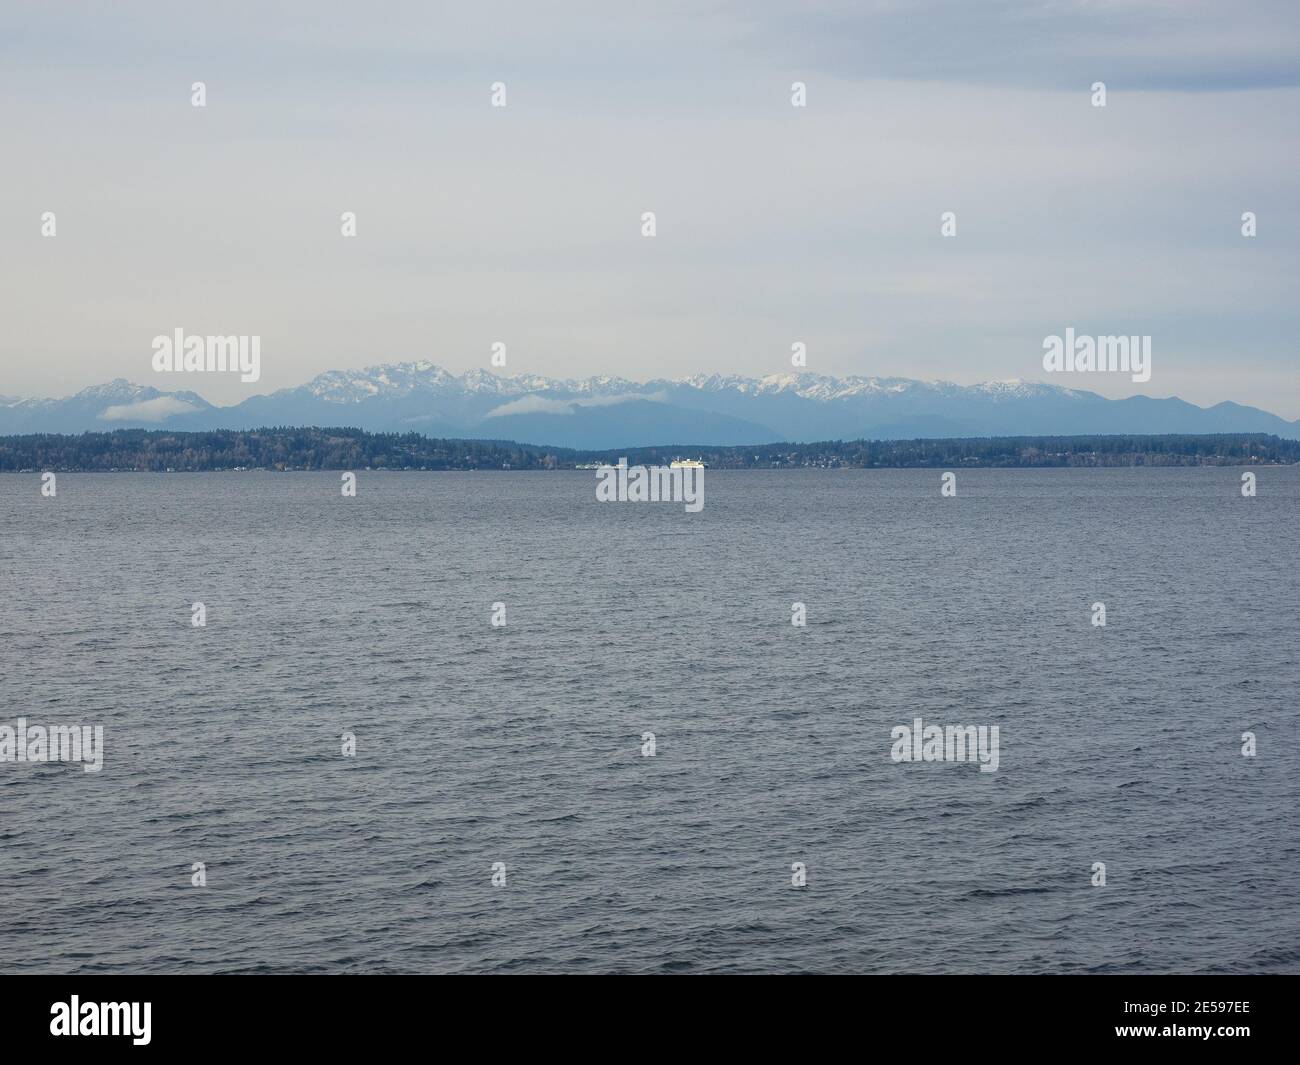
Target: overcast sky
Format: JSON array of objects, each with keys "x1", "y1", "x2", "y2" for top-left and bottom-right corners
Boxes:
[{"x1": 2, "y1": 1, "x2": 1297, "y2": 414}]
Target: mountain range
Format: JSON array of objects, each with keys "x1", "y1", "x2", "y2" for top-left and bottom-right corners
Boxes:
[{"x1": 5, "y1": 362, "x2": 1298, "y2": 448}]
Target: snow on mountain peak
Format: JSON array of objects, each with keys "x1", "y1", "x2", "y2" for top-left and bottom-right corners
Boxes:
[
  {"x1": 286, "y1": 360, "x2": 1095, "y2": 407},
  {"x1": 76, "y1": 379, "x2": 154, "y2": 402},
  {"x1": 970, "y1": 378, "x2": 1078, "y2": 400},
  {"x1": 305, "y1": 361, "x2": 458, "y2": 402}
]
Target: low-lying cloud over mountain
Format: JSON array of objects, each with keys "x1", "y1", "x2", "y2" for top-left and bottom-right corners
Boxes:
[{"x1": 4, "y1": 363, "x2": 1299, "y2": 448}]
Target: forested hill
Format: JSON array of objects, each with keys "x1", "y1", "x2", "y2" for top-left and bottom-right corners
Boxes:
[{"x1": 0, "y1": 428, "x2": 1295, "y2": 471}]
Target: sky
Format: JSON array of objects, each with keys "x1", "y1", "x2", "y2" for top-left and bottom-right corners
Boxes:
[{"x1": 1, "y1": 0, "x2": 1297, "y2": 414}]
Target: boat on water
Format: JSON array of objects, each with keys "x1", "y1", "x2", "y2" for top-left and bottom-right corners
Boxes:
[{"x1": 576, "y1": 458, "x2": 705, "y2": 469}]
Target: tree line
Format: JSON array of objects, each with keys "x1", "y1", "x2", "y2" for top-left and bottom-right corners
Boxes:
[{"x1": 0, "y1": 427, "x2": 1295, "y2": 471}]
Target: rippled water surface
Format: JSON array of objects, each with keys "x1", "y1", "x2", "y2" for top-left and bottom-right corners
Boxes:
[{"x1": 2, "y1": 469, "x2": 1297, "y2": 974}]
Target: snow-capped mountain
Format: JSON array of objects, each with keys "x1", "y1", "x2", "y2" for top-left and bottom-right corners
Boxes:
[
  {"x1": 2, "y1": 363, "x2": 1297, "y2": 449},
  {"x1": 0, "y1": 380, "x2": 216, "y2": 434}
]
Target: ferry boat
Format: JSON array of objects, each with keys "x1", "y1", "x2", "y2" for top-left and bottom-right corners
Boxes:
[{"x1": 669, "y1": 458, "x2": 706, "y2": 469}]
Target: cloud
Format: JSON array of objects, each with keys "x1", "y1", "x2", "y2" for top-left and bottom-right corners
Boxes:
[
  {"x1": 99, "y1": 396, "x2": 200, "y2": 422},
  {"x1": 483, "y1": 396, "x2": 577, "y2": 418},
  {"x1": 483, "y1": 392, "x2": 665, "y2": 418},
  {"x1": 763, "y1": 0, "x2": 1300, "y2": 92}
]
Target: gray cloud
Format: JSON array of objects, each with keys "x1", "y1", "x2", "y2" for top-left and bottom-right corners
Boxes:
[{"x1": 759, "y1": 0, "x2": 1300, "y2": 92}]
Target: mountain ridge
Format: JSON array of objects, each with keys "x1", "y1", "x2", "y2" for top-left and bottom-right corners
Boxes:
[{"x1": 4, "y1": 362, "x2": 1298, "y2": 447}]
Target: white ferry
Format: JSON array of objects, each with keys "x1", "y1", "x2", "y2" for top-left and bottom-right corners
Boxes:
[{"x1": 669, "y1": 458, "x2": 706, "y2": 469}]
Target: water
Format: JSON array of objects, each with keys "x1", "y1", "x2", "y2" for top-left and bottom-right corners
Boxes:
[{"x1": 1, "y1": 468, "x2": 1297, "y2": 974}]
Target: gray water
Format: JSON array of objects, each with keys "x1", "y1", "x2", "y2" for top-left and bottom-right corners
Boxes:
[{"x1": 1, "y1": 468, "x2": 1297, "y2": 974}]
